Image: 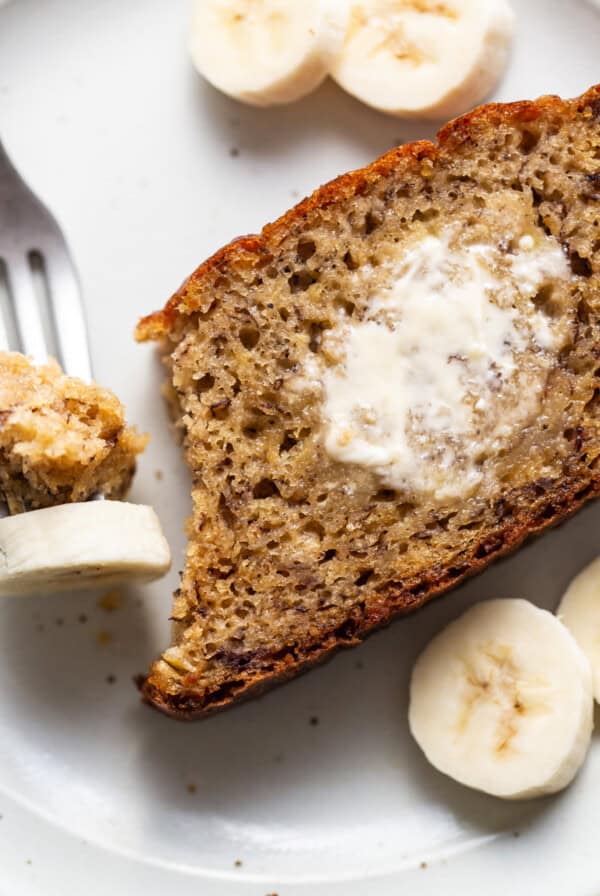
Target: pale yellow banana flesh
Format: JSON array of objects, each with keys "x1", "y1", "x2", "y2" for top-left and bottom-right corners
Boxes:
[
  {"x1": 189, "y1": 0, "x2": 349, "y2": 107},
  {"x1": 409, "y1": 599, "x2": 593, "y2": 800},
  {"x1": 558, "y1": 556, "x2": 600, "y2": 703},
  {"x1": 331, "y1": 0, "x2": 515, "y2": 119},
  {"x1": 0, "y1": 502, "x2": 171, "y2": 596}
]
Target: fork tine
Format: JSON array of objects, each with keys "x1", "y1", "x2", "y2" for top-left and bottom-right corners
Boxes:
[
  {"x1": 44, "y1": 247, "x2": 92, "y2": 381},
  {"x1": 0, "y1": 303, "x2": 12, "y2": 355},
  {"x1": 0, "y1": 261, "x2": 14, "y2": 353},
  {"x1": 6, "y1": 256, "x2": 47, "y2": 364},
  {"x1": 0, "y1": 309, "x2": 9, "y2": 353},
  {"x1": 0, "y1": 137, "x2": 93, "y2": 381}
]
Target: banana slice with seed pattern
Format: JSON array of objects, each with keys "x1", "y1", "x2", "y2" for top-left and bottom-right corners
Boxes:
[
  {"x1": 189, "y1": 0, "x2": 349, "y2": 107},
  {"x1": 409, "y1": 599, "x2": 593, "y2": 799},
  {"x1": 331, "y1": 0, "x2": 515, "y2": 119}
]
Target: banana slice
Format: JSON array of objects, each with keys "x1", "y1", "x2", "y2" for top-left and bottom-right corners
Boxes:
[
  {"x1": 331, "y1": 0, "x2": 515, "y2": 120},
  {"x1": 189, "y1": 0, "x2": 349, "y2": 107},
  {"x1": 409, "y1": 599, "x2": 593, "y2": 799},
  {"x1": 557, "y1": 557, "x2": 600, "y2": 703},
  {"x1": 0, "y1": 502, "x2": 171, "y2": 596}
]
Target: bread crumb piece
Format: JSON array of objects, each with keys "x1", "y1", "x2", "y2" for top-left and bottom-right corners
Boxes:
[
  {"x1": 155, "y1": 469, "x2": 163, "y2": 481},
  {"x1": 96, "y1": 630, "x2": 112, "y2": 646},
  {"x1": 78, "y1": 613, "x2": 88, "y2": 624},
  {"x1": 234, "y1": 859, "x2": 242, "y2": 868},
  {"x1": 106, "y1": 674, "x2": 116, "y2": 684},
  {"x1": 420, "y1": 861, "x2": 427, "y2": 870},
  {"x1": 229, "y1": 147, "x2": 240, "y2": 158},
  {"x1": 99, "y1": 590, "x2": 122, "y2": 612},
  {"x1": 187, "y1": 783, "x2": 197, "y2": 794},
  {"x1": 309, "y1": 716, "x2": 319, "y2": 726}
]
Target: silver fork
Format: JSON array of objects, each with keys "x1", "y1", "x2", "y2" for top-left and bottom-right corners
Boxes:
[
  {"x1": 0, "y1": 137, "x2": 91, "y2": 379},
  {"x1": 0, "y1": 141, "x2": 172, "y2": 589}
]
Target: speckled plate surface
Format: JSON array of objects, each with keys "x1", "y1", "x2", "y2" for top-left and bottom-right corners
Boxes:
[{"x1": 0, "y1": 1, "x2": 599, "y2": 893}]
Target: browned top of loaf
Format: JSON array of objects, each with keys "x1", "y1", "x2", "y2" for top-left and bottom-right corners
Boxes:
[
  {"x1": 137, "y1": 87, "x2": 600, "y2": 340},
  {"x1": 136, "y1": 86, "x2": 600, "y2": 720}
]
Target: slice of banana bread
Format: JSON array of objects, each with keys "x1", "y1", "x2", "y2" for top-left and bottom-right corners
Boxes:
[
  {"x1": 0, "y1": 352, "x2": 147, "y2": 513},
  {"x1": 137, "y1": 86, "x2": 600, "y2": 720}
]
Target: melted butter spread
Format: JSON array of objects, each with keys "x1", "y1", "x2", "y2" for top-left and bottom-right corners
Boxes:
[{"x1": 302, "y1": 231, "x2": 572, "y2": 501}]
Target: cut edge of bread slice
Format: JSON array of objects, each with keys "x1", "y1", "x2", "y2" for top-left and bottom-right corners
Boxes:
[{"x1": 136, "y1": 85, "x2": 600, "y2": 720}]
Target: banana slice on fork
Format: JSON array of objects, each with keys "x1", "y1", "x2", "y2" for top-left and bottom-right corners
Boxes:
[{"x1": 0, "y1": 501, "x2": 171, "y2": 596}]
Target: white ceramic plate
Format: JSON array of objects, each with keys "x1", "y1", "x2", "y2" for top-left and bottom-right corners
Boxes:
[{"x1": 0, "y1": 1, "x2": 599, "y2": 893}]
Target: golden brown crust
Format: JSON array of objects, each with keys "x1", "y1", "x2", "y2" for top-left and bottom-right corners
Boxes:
[
  {"x1": 137, "y1": 84, "x2": 600, "y2": 720},
  {"x1": 141, "y1": 474, "x2": 600, "y2": 720},
  {"x1": 136, "y1": 85, "x2": 600, "y2": 344}
]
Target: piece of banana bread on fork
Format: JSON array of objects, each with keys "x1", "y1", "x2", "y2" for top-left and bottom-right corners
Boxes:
[{"x1": 0, "y1": 351, "x2": 147, "y2": 513}]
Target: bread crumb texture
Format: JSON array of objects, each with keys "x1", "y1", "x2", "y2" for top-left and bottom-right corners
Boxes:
[
  {"x1": 0, "y1": 352, "x2": 147, "y2": 513},
  {"x1": 137, "y1": 87, "x2": 600, "y2": 719}
]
